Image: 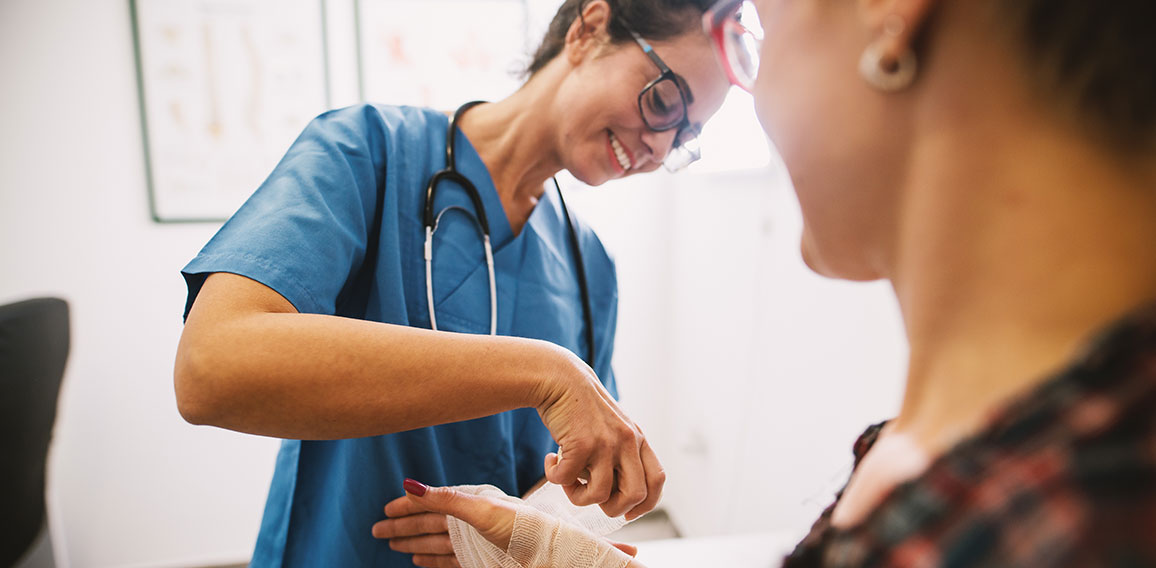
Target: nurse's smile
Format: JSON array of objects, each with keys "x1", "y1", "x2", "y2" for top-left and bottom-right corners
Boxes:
[{"x1": 607, "y1": 130, "x2": 635, "y2": 175}]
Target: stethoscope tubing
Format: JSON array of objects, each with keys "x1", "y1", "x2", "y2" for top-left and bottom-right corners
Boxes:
[
  {"x1": 423, "y1": 218, "x2": 497, "y2": 335},
  {"x1": 423, "y1": 101, "x2": 595, "y2": 366}
]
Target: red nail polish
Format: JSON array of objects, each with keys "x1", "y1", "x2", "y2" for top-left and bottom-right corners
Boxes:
[{"x1": 403, "y1": 478, "x2": 429, "y2": 497}]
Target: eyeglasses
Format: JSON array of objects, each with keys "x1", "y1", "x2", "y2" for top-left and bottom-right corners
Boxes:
[
  {"x1": 627, "y1": 28, "x2": 702, "y2": 172},
  {"x1": 703, "y1": 0, "x2": 763, "y2": 92}
]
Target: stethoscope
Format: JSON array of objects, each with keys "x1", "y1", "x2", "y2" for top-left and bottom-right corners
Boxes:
[{"x1": 422, "y1": 101, "x2": 595, "y2": 366}]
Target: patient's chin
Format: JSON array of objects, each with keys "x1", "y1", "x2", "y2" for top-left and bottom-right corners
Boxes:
[
  {"x1": 800, "y1": 231, "x2": 882, "y2": 283},
  {"x1": 799, "y1": 230, "x2": 840, "y2": 278}
]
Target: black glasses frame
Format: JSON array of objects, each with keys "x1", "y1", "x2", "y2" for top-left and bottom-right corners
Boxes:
[{"x1": 627, "y1": 29, "x2": 698, "y2": 147}]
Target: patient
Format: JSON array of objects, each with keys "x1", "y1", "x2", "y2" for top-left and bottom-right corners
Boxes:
[{"x1": 381, "y1": 0, "x2": 1156, "y2": 565}]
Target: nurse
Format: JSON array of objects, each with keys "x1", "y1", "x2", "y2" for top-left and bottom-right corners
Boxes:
[{"x1": 174, "y1": 0, "x2": 728, "y2": 566}]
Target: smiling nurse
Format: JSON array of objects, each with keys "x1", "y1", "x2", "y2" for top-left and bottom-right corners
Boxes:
[{"x1": 173, "y1": 1, "x2": 728, "y2": 566}]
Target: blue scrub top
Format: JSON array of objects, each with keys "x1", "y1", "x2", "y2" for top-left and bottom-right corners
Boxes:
[{"x1": 181, "y1": 104, "x2": 619, "y2": 567}]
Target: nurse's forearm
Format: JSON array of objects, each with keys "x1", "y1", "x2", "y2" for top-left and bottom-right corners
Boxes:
[{"x1": 174, "y1": 274, "x2": 579, "y2": 439}]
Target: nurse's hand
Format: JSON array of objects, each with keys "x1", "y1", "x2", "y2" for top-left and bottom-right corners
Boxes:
[
  {"x1": 372, "y1": 494, "x2": 459, "y2": 568},
  {"x1": 534, "y1": 350, "x2": 665, "y2": 520}
]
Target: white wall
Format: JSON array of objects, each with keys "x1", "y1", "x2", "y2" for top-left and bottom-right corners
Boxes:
[
  {"x1": 570, "y1": 163, "x2": 907, "y2": 540},
  {"x1": 0, "y1": 1, "x2": 279, "y2": 566},
  {"x1": 663, "y1": 167, "x2": 907, "y2": 537},
  {"x1": 0, "y1": 0, "x2": 907, "y2": 566}
]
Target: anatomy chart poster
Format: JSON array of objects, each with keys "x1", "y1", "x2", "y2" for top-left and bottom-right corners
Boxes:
[
  {"x1": 133, "y1": 0, "x2": 328, "y2": 221},
  {"x1": 357, "y1": 0, "x2": 529, "y2": 112}
]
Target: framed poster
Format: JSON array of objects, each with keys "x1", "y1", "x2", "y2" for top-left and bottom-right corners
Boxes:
[
  {"x1": 131, "y1": 0, "x2": 330, "y2": 222},
  {"x1": 356, "y1": 0, "x2": 530, "y2": 111}
]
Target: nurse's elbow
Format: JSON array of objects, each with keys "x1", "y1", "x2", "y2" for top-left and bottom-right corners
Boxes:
[{"x1": 174, "y1": 340, "x2": 227, "y2": 426}]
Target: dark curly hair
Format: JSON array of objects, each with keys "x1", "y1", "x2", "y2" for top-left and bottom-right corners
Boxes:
[{"x1": 525, "y1": 0, "x2": 714, "y2": 77}]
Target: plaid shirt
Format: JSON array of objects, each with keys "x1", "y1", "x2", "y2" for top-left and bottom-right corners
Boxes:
[{"x1": 783, "y1": 304, "x2": 1156, "y2": 567}]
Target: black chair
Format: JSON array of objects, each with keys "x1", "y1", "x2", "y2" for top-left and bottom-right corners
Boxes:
[{"x1": 0, "y1": 298, "x2": 69, "y2": 568}]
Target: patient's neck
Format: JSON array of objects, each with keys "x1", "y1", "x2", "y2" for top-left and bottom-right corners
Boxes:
[{"x1": 888, "y1": 114, "x2": 1156, "y2": 456}]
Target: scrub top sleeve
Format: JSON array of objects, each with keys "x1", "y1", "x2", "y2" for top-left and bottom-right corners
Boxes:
[{"x1": 182, "y1": 105, "x2": 388, "y2": 319}]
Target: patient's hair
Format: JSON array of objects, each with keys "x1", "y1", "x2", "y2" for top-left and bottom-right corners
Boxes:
[
  {"x1": 526, "y1": 0, "x2": 713, "y2": 77},
  {"x1": 999, "y1": 0, "x2": 1156, "y2": 151}
]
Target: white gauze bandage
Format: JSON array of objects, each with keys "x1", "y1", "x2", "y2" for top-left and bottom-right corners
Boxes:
[{"x1": 446, "y1": 483, "x2": 634, "y2": 568}]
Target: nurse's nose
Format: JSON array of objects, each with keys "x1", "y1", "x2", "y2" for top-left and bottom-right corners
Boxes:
[{"x1": 638, "y1": 128, "x2": 680, "y2": 167}]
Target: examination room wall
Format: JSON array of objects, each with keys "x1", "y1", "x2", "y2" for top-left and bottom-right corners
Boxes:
[
  {"x1": 0, "y1": 0, "x2": 907, "y2": 566},
  {"x1": 1, "y1": 1, "x2": 278, "y2": 566}
]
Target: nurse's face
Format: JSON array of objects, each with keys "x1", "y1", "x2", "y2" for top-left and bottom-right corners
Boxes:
[
  {"x1": 554, "y1": 8, "x2": 729, "y2": 185},
  {"x1": 751, "y1": 0, "x2": 909, "y2": 281}
]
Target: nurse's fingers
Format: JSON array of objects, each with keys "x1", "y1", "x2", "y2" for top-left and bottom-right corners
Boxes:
[
  {"x1": 544, "y1": 442, "x2": 594, "y2": 487},
  {"x1": 563, "y1": 453, "x2": 614, "y2": 507},
  {"x1": 371, "y1": 512, "x2": 448, "y2": 539},
  {"x1": 610, "y1": 541, "x2": 639, "y2": 557},
  {"x1": 599, "y1": 450, "x2": 647, "y2": 518},
  {"x1": 545, "y1": 452, "x2": 594, "y2": 486},
  {"x1": 544, "y1": 451, "x2": 560, "y2": 473},
  {"x1": 624, "y1": 439, "x2": 666, "y2": 521}
]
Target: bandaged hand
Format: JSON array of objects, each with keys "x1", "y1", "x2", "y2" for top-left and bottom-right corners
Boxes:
[{"x1": 400, "y1": 479, "x2": 640, "y2": 568}]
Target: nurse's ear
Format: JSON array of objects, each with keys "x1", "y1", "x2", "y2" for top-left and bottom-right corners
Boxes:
[
  {"x1": 563, "y1": 0, "x2": 613, "y2": 66},
  {"x1": 856, "y1": 0, "x2": 938, "y2": 89}
]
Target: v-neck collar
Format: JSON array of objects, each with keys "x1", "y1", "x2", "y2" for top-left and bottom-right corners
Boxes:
[
  {"x1": 451, "y1": 120, "x2": 557, "y2": 253},
  {"x1": 450, "y1": 120, "x2": 514, "y2": 250}
]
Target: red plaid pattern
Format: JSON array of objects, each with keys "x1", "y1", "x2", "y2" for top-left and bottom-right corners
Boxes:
[{"x1": 783, "y1": 304, "x2": 1156, "y2": 567}]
